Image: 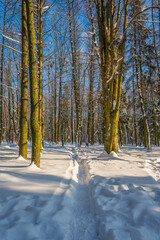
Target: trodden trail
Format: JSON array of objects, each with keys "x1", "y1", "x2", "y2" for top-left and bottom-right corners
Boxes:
[{"x1": 53, "y1": 146, "x2": 100, "y2": 240}]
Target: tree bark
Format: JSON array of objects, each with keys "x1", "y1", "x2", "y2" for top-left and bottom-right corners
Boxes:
[
  {"x1": 87, "y1": 49, "x2": 94, "y2": 145},
  {"x1": 26, "y1": 0, "x2": 41, "y2": 167},
  {"x1": 68, "y1": 0, "x2": 80, "y2": 145},
  {"x1": 132, "y1": 59, "x2": 138, "y2": 146},
  {"x1": 37, "y1": 0, "x2": 44, "y2": 148},
  {"x1": 133, "y1": 21, "x2": 151, "y2": 150},
  {"x1": 19, "y1": 0, "x2": 28, "y2": 159},
  {"x1": 54, "y1": 54, "x2": 57, "y2": 143},
  {"x1": 95, "y1": 0, "x2": 128, "y2": 153},
  {"x1": 0, "y1": 0, "x2": 6, "y2": 144},
  {"x1": 57, "y1": 66, "x2": 62, "y2": 143}
]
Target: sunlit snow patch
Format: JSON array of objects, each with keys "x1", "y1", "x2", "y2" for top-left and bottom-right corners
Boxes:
[
  {"x1": 110, "y1": 151, "x2": 119, "y2": 158},
  {"x1": 17, "y1": 155, "x2": 27, "y2": 161},
  {"x1": 27, "y1": 162, "x2": 41, "y2": 171},
  {"x1": 97, "y1": 150, "x2": 119, "y2": 160}
]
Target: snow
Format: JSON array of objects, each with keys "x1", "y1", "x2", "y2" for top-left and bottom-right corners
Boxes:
[
  {"x1": 112, "y1": 100, "x2": 117, "y2": 110},
  {"x1": 2, "y1": 34, "x2": 20, "y2": 43},
  {"x1": 43, "y1": 6, "x2": 49, "y2": 10},
  {"x1": 17, "y1": 155, "x2": 26, "y2": 161},
  {"x1": 0, "y1": 143, "x2": 160, "y2": 240}
]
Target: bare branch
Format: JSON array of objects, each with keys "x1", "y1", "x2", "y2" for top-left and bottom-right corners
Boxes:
[
  {"x1": 2, "y1": 34, "x2": 21, "y2": 44},
  {"x1": 0, "y1": 83, "x2": 18, "y2": 90},
  {"x1": 43, "y1": 0, "x2": 58, "y2": 14},
  {"x1": 0, "y1": 43, "x2": 22, "y2": 54}
]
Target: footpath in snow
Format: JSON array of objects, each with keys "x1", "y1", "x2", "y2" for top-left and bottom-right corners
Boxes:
[
  {"x1": 0, "y1": 143, "x2": 99, "y2": 240},
  {"x1": 0, "y1": 143, "x2": 160, "y2": 240}
]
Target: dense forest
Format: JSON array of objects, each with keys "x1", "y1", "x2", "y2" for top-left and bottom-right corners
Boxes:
[{"x1": 0, "y1": 0, "x2": 159, "y2": 167}]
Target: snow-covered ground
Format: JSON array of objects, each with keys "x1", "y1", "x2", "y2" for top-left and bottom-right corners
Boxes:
[{"x1": 0, "y1": 143, "x2": 160, "y2": 240}]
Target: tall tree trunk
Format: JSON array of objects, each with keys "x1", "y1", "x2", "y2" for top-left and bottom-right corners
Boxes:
[
  {"x1": 19, "y1": 0, "x2": 28, "y2": 159},
  {"x1": 57, "y1": 67, "x2": 62, "y2": 143},
  {"x1": 87, "y1": 48, "x2": 94, "y2": 145},
  {"x1": 8, "y1": 59, "x2": 15, "y2": 143},
  {"x1": 133, "y1": 21, "x2": 151, "y2": 150},
  {"x1": 118, "y1": 120, "x2": 124, "y2": 146},
  {"x1": 80, "y1": 62, "x2": 86, "y2": 146},
  {"x1": 96, "y1": 0, "x2": 128, "y2": 153},
  {"x1": 37, "y1": 0, "x2": 44, "y2": 148},
  {"x1": 152, "y1": 0, "x2": 160, "y2": 103},
  {"x1": 8, "y1": 71, "x2": 11, "y2": 143},
  {"x1": 68, "y1": 0, "x2": 80, "y2": 145},
  {"x1": 11, "y1": 88, "x2": 17, "y2": 143},
  {"x1": 71, "y1": 87, "x2": 74, "y2": 144},
  {"x1": 0, "y1": 0, "x2": 6, "y2": 143},
  {"x1": 132, "y1": 59, "x2": 138, "y2": 146},
  {"x1": 54, "y1": 55, "x2": 57, "y2": 143},
  {"x1": 13, "y1": 53, "x2": 21, "y2": 143},
  {"x1": 26, "y1": 0, "x2": 41, "y2": 167}
]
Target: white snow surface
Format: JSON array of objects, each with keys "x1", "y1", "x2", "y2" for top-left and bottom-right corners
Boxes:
[{"x1": 0, "y1": 143, "x2": 160, "y2": 240}]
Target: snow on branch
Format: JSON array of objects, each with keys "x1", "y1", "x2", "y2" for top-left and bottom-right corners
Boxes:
[
  {"x1": 128, "y1": 6, "x2": 160, "y2": 29},
  {"x1": 137, "y1": 20, "x2": 160, "y2": 23},
  {"x1": 106, "y1": 57, "x2": 123, "y2": 84},
  {"x1": 43, "y1": 0, "x2": 58, "y2": 14},
  {"x1": 0, "y1": 43, "x2": 22, "y2": 54},
  {"x1": 2, "y1": 34, "x2": 21, "y2": 44}
]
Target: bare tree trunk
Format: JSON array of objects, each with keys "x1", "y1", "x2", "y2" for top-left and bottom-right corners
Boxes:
[
  {"x1": 12, "y1": 53, "x2": 21, "y2": 143},
  {"x1": 96, "y1": 0, "x2": 128, "y2": 153},
  {"x1": 37, "y1": 0, "x2": 44, "y2": 148},
  {"x1": 118, "y1": 120, "x2": 124, "y2": 146},
  {"x1": 11, "y1": 88, "x2": 17, "y2": 143},
  {"x1": 8, "y1": 68, "x2": 11, "y2": 143},
  {"x1": 19, "y1": 0, "x2": 28, "y2": 159},
  {"x1": 26, "y1": 0, "x2": 41, "y2": 167},
  {"x1": 67, "y1": 0, "x2": 80, "y2": 145},
  {"x1": 87, "y1": 48, "x2": 94, "y2": 145},
  {"x1": 54, "y1": 55, "x2": 57, "y2": 143},
  {"x1": 132, "y1": 59, "x2": 138, "y2": 146},
  {"x1": 152, "y1": 0, "x2": 160, "y2": 105},
  {"x1": 57, "y1": 67, "x2": 62, "y2": 143},
  {"x1": 133, "y1": 21, "x2": 151, "y2": 150},
  {"x1": 80, "y1": 62, "x2": 86, "y2": 146},
  {"x1": 71, "y1": 87, "x2": 74, "y2": 144},
  {"x1": 0, "y1": 0, "x2": 6, "y2": 143}
]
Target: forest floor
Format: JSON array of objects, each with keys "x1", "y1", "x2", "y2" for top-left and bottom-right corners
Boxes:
[{"x1": 0, "y1": 143, "x2": 160, "y2": 240}]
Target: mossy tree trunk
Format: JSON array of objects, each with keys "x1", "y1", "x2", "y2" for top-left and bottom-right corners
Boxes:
[
  {"x1": 26, "y1": 0, "x2": 41, "y2": 167},
  {"x1": 118, "y1": 120, "x2": 124, "y2": 146},
  {"x1": 95, "y1": 0, "x2": 128, "y2": 153},
  {"x1": 19, "y1": 0, "x2": 28, "y2": 159}
]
